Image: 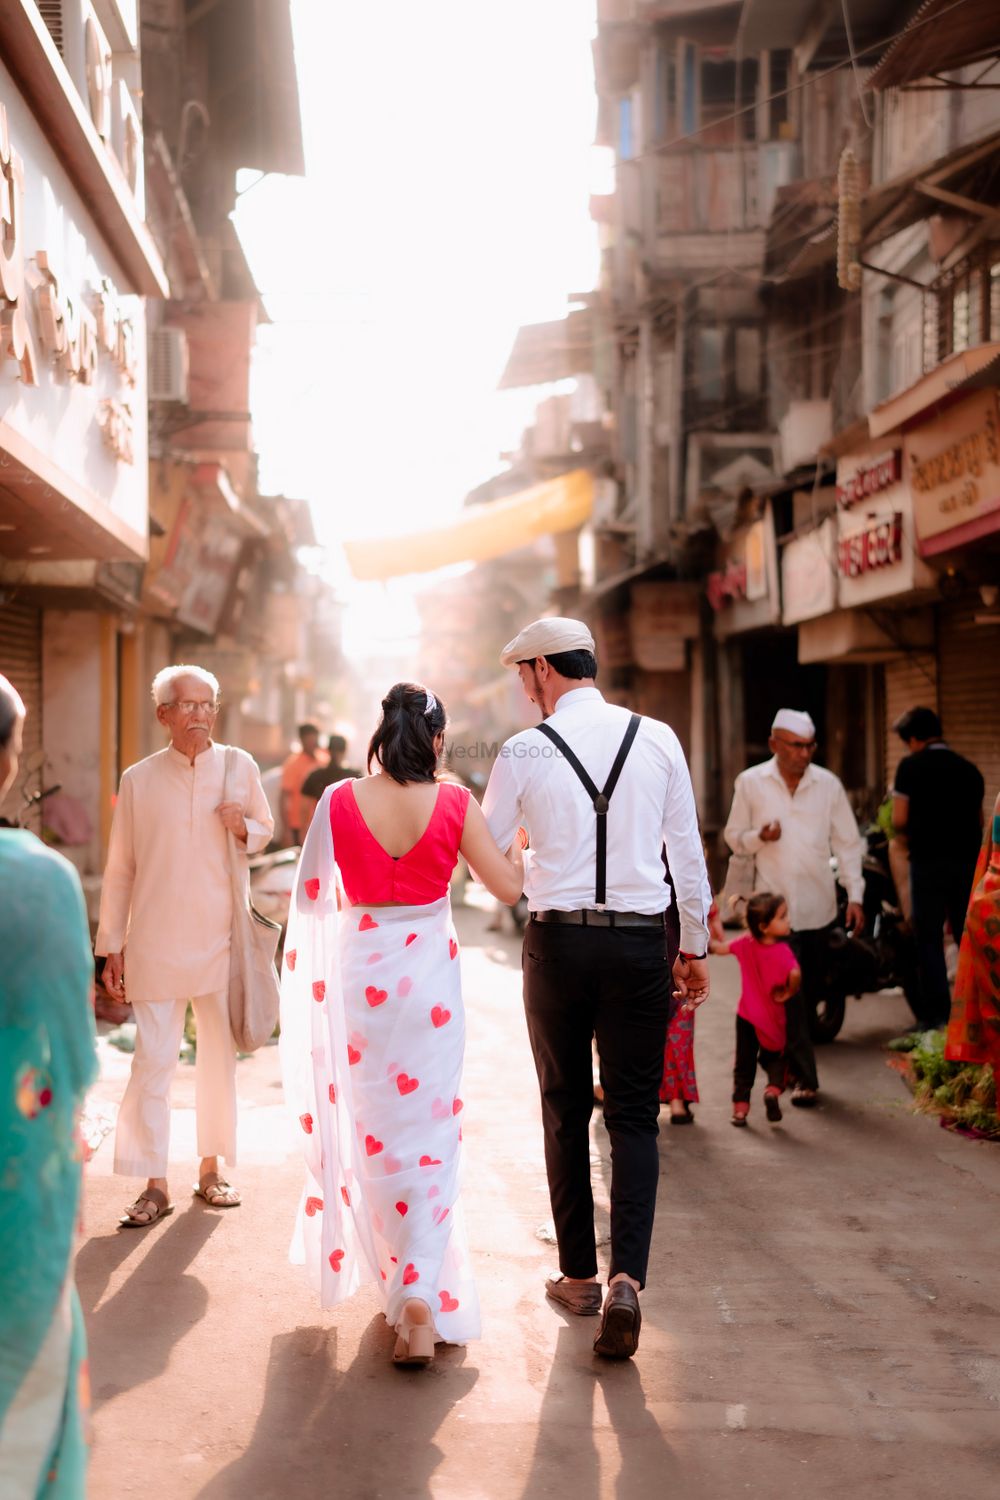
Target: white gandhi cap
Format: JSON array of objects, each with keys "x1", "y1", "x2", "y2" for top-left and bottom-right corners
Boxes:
[
  {"x1": 772, "y1": 708, "x2": 816, "y2": 739},
  {"x1": 500, "y1": 616, "x2": 597, "y2": 669}
]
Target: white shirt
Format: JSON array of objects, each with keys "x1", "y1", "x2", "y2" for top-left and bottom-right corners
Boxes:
[
  {"x1": 724, "y1": 757, "x2": 864, "y2": 931},
  {"x1": 95, "y1": 742, "x2": 274, "y2": 1002},
  {"x1": 482, "y1": 687, "x2": 712, "y2": 954}
]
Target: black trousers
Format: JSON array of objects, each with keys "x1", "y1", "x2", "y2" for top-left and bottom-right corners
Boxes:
[
  {"x1": 522, "y1": 919, "x2": 677, "y2": 1288},
  {"x1": 910, "y1": 855, "x2": 977, "y2": 1026},
  {"x1": 732, "y1": 1014, "x2": 785, "y2": 1102},
  {"x1": 786, "y1": 927, "x2": 829, "y2": 1092}
]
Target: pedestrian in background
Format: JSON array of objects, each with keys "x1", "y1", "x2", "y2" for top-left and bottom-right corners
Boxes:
[
  {"x1": 891, "y1": 707, "x2": 984, "y2": 1029},
  {"x1": 280, "y1": 723, "x2": 328, "y2": 846},
  {"x1": 724, "y1": 708, "x2": 864, "y2": 1107},
  {"x1": 298, "y1": 733, "x2": 362, "y2": 838},
  {"x1": 0, "y1": 675, "x2": 97, "y2": 1498},
  {"x1": 95, "y1": 665, "x2": 274, "y2": 1227},
  {"x1": 658, "y1": 857, "x2": 723, "y2": 1124},
  {"x1": 710, "y1": 892, "x2": 800, "y2": 1127},
  {"x1": 483, "y1": 617, "x2": 712, "y2": 1361},
  {"x1": 946, "y1": 788, "x2": 1000, "y2": 1069}
]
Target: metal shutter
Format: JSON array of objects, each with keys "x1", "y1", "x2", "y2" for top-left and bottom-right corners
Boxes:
[
  {"x1": 937, "y1": 598, "x2": 1000, "y2": 801},
  {"x1": 884, "y1": 651, "x2": 938, "y2": 790},
  {"x1": 0, "y1": 601, "x2": 43, "y2": 819}
]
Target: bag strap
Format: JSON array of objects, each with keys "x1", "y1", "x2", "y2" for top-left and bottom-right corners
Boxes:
[
  {"x1": 222, "y1": 746, "x2": 245, "y2": 901},
  {"x1": 535, "y1": 713, "x2": 642, "y2": 905}
]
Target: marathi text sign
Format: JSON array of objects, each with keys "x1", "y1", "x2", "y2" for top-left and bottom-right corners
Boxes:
[{"x1": 907, "y1": 388, "x2": 1000, "y2": 552}]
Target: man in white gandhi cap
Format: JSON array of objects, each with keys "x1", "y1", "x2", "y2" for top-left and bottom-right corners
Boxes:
[
  {"x1": 724, "y1": 707, "x2": 865, "y2": 1105},
  {"x1": 483, "y1": 615, "x2": 713, "y2": 1360}
]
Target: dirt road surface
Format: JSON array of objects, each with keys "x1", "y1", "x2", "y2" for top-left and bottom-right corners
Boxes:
[{"x1": 79, "y1": 900, "x2": 1000, "y2": 1498}]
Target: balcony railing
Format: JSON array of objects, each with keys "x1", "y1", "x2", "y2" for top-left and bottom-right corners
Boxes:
[{"x1": 645, "y1": 140, "x2": 800, "y2": 239}]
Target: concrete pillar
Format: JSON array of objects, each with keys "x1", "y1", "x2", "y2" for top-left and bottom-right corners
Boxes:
[{"x1": 41, "y1": 609, "x2": 114, "y2": 881}]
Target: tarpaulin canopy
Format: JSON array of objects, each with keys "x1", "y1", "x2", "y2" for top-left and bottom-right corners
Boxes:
[{"x1": 342, "y1": 469, "x2": 594, "y2": 581}]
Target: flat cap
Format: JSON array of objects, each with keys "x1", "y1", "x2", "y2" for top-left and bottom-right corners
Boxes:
[
  {"x1": 772, "y1": 708, "x2": 816, "y2": 739},
  {"x1": 500, "y1": 616, "x2": 597, "y2": 669}
]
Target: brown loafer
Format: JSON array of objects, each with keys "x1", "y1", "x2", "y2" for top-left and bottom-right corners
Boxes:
[
  {"x1": 593, "y1": 1282, "x2": 641, "y2": 1359},
  {"x1": 545, "y1": 1273, "x2": 602, "y2": 1316}
]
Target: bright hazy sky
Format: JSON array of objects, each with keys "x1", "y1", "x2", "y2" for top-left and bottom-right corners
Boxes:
[{"x1": 234, "y1": 0, "x2": 600, "y2": 656}]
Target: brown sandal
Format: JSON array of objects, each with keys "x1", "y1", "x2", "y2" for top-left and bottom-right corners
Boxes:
[
  {"x1": 193, "y1": 1172, "x2": 241, "y2": 1208},
  {"x1": 120, "y1": 1188, "x2": 174, "y2": 1228}
]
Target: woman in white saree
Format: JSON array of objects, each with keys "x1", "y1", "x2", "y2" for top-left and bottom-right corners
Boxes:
[{"x1": 280, "y1": 683, "x2": 523, "y2": 1367}]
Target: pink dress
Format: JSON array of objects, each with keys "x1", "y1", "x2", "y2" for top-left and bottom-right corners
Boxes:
[
  {"x1": 279, "y1": 779, "x2": 480, "y2": 1344},
  {"x1": 730, "y1": 935, "x2": 798, "y2": 1053}
]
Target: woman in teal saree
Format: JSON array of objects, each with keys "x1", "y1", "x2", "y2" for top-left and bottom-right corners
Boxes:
[{"x1": 0, "y1": 675, "x2": 97, "y2": 1497}]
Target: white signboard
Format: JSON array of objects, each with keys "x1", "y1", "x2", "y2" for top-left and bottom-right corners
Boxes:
[
  {"x1": 0, "y1": 61, "x2": 147, "y2": 554},
  {"x1": 781, "y1": 518, "x2": 838, "y2": 625},
  {"x1": 836, "y1": 443, "x2": 935, "y2": 606}
]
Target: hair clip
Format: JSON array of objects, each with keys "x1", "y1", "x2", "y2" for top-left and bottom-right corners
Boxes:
[{"x1": 423, "y1": 689, "x2": 437, "y2": 718}]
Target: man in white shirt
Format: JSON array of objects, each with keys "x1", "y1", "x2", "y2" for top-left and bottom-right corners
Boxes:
[
  {"x1": 483, "y1": 617, "x2": 711, "y2": 1360},
  {"x1": 724, "y1": 708, "x2": 864, "y2": 1103},
  {"x1": 96, "y1": 665, "x2": 274, "y2": 1227}
]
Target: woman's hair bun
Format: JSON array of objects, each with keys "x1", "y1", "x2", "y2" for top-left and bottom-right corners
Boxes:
[{"x1": 368, "y1": 682, "x2": 447, "y2": 784}]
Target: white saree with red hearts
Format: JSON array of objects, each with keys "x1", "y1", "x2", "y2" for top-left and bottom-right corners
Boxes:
[{"x1": 279, "y1": 782, "x2": 480, "y2": 1343}]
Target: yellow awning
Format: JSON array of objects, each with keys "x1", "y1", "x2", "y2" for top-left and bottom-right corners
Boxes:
[{"x1": 343, "y1": 469, "x2": 594, "y2": 581}]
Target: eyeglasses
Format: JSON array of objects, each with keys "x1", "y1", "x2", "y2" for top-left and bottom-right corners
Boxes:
[
  {"x1": 774, "y1": 735, "x2": 816, "y2": 752},
  {"x1": 167, "y1": 700, "x2": 219, "y2": 715}
]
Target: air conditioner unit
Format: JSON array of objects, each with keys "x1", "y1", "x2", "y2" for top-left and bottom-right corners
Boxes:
[
  {"x1": 83, "y1": 0, "x2": 113, "y2": 141},
  {"x1": 37, "y1": 0, "x2": 66, "y2": 55},
  {"x1": 94, "y1": 0, "x2": 137, "y2": 52},
  {"x1": 148, "y1": 328, "x2": 189, "y2": 404},
  {"x1": 113, "y1": 77, "x2": 142, "y2": 194}
]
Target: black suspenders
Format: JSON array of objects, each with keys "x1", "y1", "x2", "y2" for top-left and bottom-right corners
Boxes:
[{"x1": 535, "y1": 713, "x2": 642, "y2": 906}]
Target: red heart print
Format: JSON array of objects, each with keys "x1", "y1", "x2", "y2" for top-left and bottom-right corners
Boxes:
[
  {"x1": 380, "y1": 1270, "x2": 387, "y2": 1281},
  {"x1": 428, "y1": 1185, "x2": 440, "y2": 1200},
  {"x1": 312, "y1": 981, "x2": 326, "y2": 1002},
  {"x1": 305, "y1": 878, "x2": 320, "y2": 901},
  {"x1": 341, "y1": 1186, "x2": 351, "y2": 1207},
  {"x1": 329, "y1": 1083, "x2": 336, "y2": 1103},
  {"x1": 449, "y1": 939, "x2": 458, "y2": 959},
  {"x1": 347, "y1": 1046, "x2": 362, "y2": 1066},
  {"x1": 433, "y1": 1207, "x2": 450, "y2": 1226},
  {"x1": 329, "y1": 1248, "x2": 345, "y2": 1272},
  {"x1": 300, "y1": 1113, "x2": 313, "y2": 1134},
  {"x1": 432, "y1": 1098, "x2": 449, "y2": 1121},
  {"x1": 396, "y1": 1073, "x2": 419, "y2": 1095},
  {"x1": 430, "y1": 1006, "x2": 451, "y2": 1028},
  {"x1": 390, "y1": 1256, "x2": 398, "y2": 1264},
  {"x1": 453, "y1": 1097, "x2": 463, "y2": 1115},
  {"x1": 402, "y1": 1263, "x2": 419, "y2": 1286},
  {"x1": 395, "y1": 1200, "x2": 409, "y2": 1217},
  {"x1": 383, "y1": 1153, "x2": 402, "y2": 1173},
  {"x1": 365, "y1": 1134, "x2": 384, "y2": 1156},
  {"x1": 304, "y1": 1196, "x2": 323, "y2": 1217},
  {"x1": 439, "y1": 1291, "x2": 459, "y2": 1313},
  {"x1": 405, "y1": 933, "x2": 418, "y2": 946},
  {"x1": 366, "y1": 952, "x2": 383, "y2": 966},
  {"x1": 359, "y1": 913, "x2": 379, "y2": 931},
  {"x1": 398, "y1": 977, "x2": 413, "y2": 998},
  {"x1": 366, "y1": 986, "x2": 388, "y2": 1008},
  {"x1": 285, "y1": 949, "x2": 297, "y2": 971},
  {"x1": 420, "y1": 1155, "x2": 442, "y2": 1168}
]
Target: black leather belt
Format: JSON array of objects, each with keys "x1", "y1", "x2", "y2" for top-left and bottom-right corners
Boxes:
[{"x1": 530, "y1": 909, "x2": 666, "y2": 929}]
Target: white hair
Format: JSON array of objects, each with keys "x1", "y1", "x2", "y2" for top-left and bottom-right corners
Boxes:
[{"x1": 151, "y1": 664, "x2": 221, "y2": 707}]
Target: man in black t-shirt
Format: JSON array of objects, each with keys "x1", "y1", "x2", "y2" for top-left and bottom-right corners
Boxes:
[
  {"x1": 892, "y1": 706, "x2": 984, "y2": 1028},
  {"x1": 299, "y1": 734, "x2": 362, "y2": 840}
]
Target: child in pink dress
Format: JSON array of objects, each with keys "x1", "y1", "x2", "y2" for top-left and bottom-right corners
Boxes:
[{"x1": 710, "y1": 892, "x2": 801, "y2": 1127}]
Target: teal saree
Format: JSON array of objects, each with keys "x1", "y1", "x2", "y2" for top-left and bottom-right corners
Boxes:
[{"x1": 0, "y1": 831, "x2": 97, "y2": 1497}]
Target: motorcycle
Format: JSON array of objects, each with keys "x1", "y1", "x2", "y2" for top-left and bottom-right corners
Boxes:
[{"x1": 807, "y1": 824, "x2": 920, "y2": 1044}]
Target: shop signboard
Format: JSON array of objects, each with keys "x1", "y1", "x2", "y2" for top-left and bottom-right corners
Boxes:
[
  {"x1": 781, "y1": 518, "x2": 838, "y2": 625},
  {"x1": 0, "y1": 68, "x2": 147, "y2": 556},
  {"x1": 906, "y1": 388, "x2": 1000, "y2": 556},
  {"x1": 708, "y1": 504, "x2": 780, "y2": 639},
  {"x1": 836, "y1": 441, "x2": 935, "y2": 606}
]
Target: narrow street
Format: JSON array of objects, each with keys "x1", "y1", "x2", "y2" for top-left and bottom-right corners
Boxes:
[{"x1": 79, "y1": 900, "x2": 1000, "y2": 1499}]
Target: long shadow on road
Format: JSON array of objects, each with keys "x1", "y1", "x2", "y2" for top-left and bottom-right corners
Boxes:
[
  {"x1": 77, "y1": 1205, "x2": 220, "y2": 1409},
  {"x1": 199, "y1": 1314, "x2": 479, "y2": 1500}
]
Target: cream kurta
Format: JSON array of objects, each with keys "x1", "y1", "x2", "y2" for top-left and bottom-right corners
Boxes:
[{"x1": 95, "y1": 742, "x2": 273, "y2": 1003}]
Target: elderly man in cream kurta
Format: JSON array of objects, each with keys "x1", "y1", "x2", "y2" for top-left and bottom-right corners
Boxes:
[{"x1": 95, "y1": 666, "x2": 273, "y2": 1227}]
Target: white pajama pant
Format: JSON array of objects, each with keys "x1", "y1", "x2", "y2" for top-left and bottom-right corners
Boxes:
[{"x1": 114, "y1": 991, "x2": 237, "y2": 1177}]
